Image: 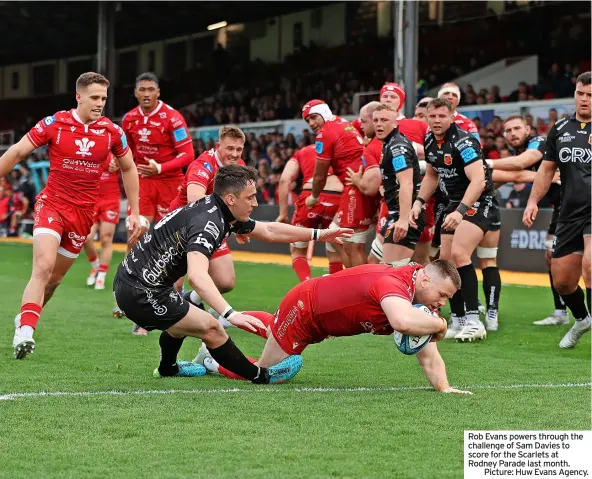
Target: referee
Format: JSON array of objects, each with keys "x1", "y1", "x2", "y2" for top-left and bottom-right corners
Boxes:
[{"x1": 523, "y1": 71, "x2": 591, "y2": 348}]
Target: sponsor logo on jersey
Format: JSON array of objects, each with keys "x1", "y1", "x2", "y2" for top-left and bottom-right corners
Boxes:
[
  {"x1": 34, "y1": 123, "x2": 43, "y2": 133},
  {"x1": 198, "y1": 170, "x2": 209, "y2": 178},
  {"x1": 120, "y1": 133, "x2": 128, "y2": 149},
  {"x1": 43, "y1": 116, "x2": 56, "y2": 126},
  {"x1": 204, "y1": 221, "x2": 221, "y2": 240},
  {"x1": 203, "y1": 162, "x2": 213, "y2": 173},
  {"x1": 74, "y1": 138, "x2": 95, "y2": 157},
  {"x1": 159, "y1": 112, "x2": 167, "y2": 119},
  {"x1": 70, "y1": 126, "x2": 76, "y2": 132},
  {"x1": 194, "y1": 235, "x2": 214, "y2": 253},
  {"x1": 90, "y1": 128, "x2": 105, "y2": 135},
  {"x1": 138, "y1": 128, "x2": 151, "y2": 142},
  {"x1": 315, "y1": 141, "x2": 324, "y2": 154},
  {"x1": 558, "y1": 147, "x2": 592, "y2": 163},
  {"x1": 146, "y1": 290, "x2": 167, "y2": 316},
  {"x1": 141, "y1": 245, "x2": 183, "y2": 286},
  {"x1": 558, "y1": 132, "x2": 575, "y2": 143}
]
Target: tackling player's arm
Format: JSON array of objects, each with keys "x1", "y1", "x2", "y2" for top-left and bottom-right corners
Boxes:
[
  {"x1": 380, "y1": 296, "x2": 447, "y2": 335},
  {"x1": 246, "y1": 221, "x2": 353, "y2": 244},
  {"x1": 186, "y1": 251, "x2": 265, "y2": 332},
  {"x1": 492, "y1": 169, "x2": 538, "y2": 185},
  {"x1": 187, "y1": 184, "x2": 207, "y2": 203},
  {"x1": 487, "y1": 148, "x2": 543, "y2": 171},
  {"x1": 346, "y1": 166, "x2": 381, "y2": 196},
  {"x1": 410, "y1": 164, "x2": 439, "y2": 227},
  {"x1": 0, "y1": 135, "x2": 37, "y2": 177},
  {"x1": 277, "y1": 159, "x2": 300, "y2": 222}
]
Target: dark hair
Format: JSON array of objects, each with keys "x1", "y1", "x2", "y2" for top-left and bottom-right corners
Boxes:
[
  {"x1": 135, "y1": 72, "x2": 159, "y2": 87},
  {"x1": 425, "y1": 259, "x2": 461, "y2": 290},
  {"x1": 427, "y1": 98, "x2": 453, "y2": 112},
  {"x1": 576, "y1": 71, "x2": 591, "y2": 86},
  {"x1": 214, "y1": 165, "x2": 258, "y2": 197},
  {"x1": 76, "y1": 72, "x2": 110, "y2": 91},
  {"x1": 417, "y1": 101, "x2": 430, "y2": 108}
]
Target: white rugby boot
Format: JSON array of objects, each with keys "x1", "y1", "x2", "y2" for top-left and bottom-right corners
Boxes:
[{"x1": 559, "y1": 316, "x2": 591, "y2": 349}]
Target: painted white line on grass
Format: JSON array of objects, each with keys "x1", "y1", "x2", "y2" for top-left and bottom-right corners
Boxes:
[{"x1": 0, "y1": 382, "x2": 589, "y2": 401}]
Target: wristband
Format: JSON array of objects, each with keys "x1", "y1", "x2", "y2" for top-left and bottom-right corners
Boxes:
[
  {"x1": 221, "y1": 305, "x2": 237, "y2": 320},
  {"x1": 416, "y1": 197, "x2": 426, "y2": 206},
  {"x1": 456, "y1": 203, "x2": 469, "y2": 216},
  {"x1": 311, "y1": 229, "x2": 320, "y2": 241}
]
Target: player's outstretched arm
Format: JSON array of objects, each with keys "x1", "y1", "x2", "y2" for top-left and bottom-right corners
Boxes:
[
  {"x1": 277, "y1": 160, "x2": 300, "y2": 222},
  {"x1": 187, "y1": 252, "x2": 265, "y2": 332},
  {"x1": 247, "y1": 222, "x2": 353, "y2": 245},
  {"x1": 0, "y1": 136, "x2": 37, "y2": 177},
  {"x1": 381, "y1": 296, "x2": 447, "y2": 336},
  {"x1": 416, "y1": 343, "x2": 472, "y2": 394},
  {"x1": 486, "y1": 149, "x2": 542, "y2": 171}
]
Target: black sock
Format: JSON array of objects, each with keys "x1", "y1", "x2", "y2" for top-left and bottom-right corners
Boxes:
[
  {"x1": 587, "y1": 288, "x2": 591, "y2": 316},
  {"x1": 208, "y1": 337, "x2": 268, "y2": 384},
  {"x1": 482, "y1": 266, "x2": 502, "y2": 311},
  {"x1": 549, "y1": 270, "x2": 566, "y2": 311},
  {"x1": 158, "y1": 332, "x2": 185, "y2": 376},
  {"x1": 457, "y1": 264, "x2": 479, "y2": 315},
  {"x1": 561, "y1": 287, "x2": 588, "y2": 321},
  {"x1": 449, "y1": 288, "x2": 466, "y2": 318}
]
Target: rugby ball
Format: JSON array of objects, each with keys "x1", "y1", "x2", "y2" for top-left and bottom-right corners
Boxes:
[{"x1": 393, "y1": 304, "x2": 434, "y2": 355}]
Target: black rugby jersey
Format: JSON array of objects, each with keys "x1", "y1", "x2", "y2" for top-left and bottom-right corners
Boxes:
[
  {"x1": 118, "y1": 194, "x2": 255, "y2": 289},
  {"x1": 424, "y1": 123, "x2": 494, "y2": 202},
  {"x1": 544, "y1": 115, "x2": 591, "y2": 222},
  {"x1": 380, "y1": 127, "x2": 422, "y2": 213}
]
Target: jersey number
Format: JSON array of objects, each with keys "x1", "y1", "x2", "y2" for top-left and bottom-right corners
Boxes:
[{"x1": 154, "y1": 207, "x2": 183, "y2": 230}]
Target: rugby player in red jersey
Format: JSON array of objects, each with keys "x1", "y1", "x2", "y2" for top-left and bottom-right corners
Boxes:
[
  {"x1": 83, "y1": 153, "x2": 121, "y2": 290},
  {"x1": 168, "y1": 125, "x2": 246, "y2": 302},
  {"x1": 197, "y1": 260, "x2": 472, "y2": 394},
  {"x1": 276, "y1": 144, "x2": 344, "y2": 281},
  {"x1": 304, "y1": 100, "x2": 381, "y2": 267},
  {"x1": 0, "y1": 72, "x2": 141, "y2": 359},
  {"x1": 117, "y1": 72, "x2": 194, "y2": 324}
]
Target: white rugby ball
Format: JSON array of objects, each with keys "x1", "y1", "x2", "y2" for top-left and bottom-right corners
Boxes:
[{"x1": 393, "y1": 304, "x2": 434, "y2": 355}]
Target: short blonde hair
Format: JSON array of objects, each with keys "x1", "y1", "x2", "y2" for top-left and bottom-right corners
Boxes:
[
  {"x1": 373, "y1": 104, "x2": 398, "y2": 114},
  {"x1": 76, "y1": 72, "x2": 110, "y2": 91},
  {"x1": 219, "y1": 125, "x2": 246, "y2": 143}
]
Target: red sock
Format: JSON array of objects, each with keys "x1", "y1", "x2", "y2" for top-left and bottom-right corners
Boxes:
[
  {"x1": 98, "y1": 264, "x2": 109, "y2": 273},
  {"x1": 292, "y1": 256, "x2": 311, "y2": 282},
  {"x1": 239, "y1": 310, "x2": 274, "y2": 339},
  {"x1": 329, "y1": 262, "x2": 343, "y2": 274},
  {"x1": 20, "y1": 303, "x2": 42, "y2": 330},
  {"x1": 219, "y1": 357, "x2": 257, "y2": 381},
  {"x1": 87, "y1": 254, "x2": 98, "y2": 263}
]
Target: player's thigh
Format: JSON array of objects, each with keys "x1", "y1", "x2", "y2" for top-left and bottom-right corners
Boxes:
[
  {"x1": 257, "y1": 333, "x2": 291, "y2": 368},
  {"x1": 411, "y1": 241, "x2": 431, "y2": 266},
  {"x1": 138, "y1": 178, "x2": 158, "y2": 219},
  {"x1": 167, "y1": 304, "x2": 228, "y2": 345},
  {"x1": 551, "y1": 254, "x2": 583, "y2": 293},
  {"x1": 208, "y1": 253, "x2": 236, "y2": 293},
  {"x1": 31, "y1": 233, "x2": 61, "y2": 279},
  {"x1": 383, "y1": 243, "x2": 414, "y2": 263},
  {"x1": 451, "y1": 221, "x2": 484, "y2": 266}
]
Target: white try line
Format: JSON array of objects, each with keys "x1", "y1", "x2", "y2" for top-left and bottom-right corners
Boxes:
[{"x1": 0, "y1": 382, "x2": 589, "y2": 402}]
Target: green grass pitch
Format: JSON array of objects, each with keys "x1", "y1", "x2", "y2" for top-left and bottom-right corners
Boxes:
[{"x1": 0, "y1": 243, "x2": 590, "y2": 478}]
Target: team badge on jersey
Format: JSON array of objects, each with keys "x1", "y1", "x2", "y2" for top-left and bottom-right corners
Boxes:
[{"x1": 444, "y1": 154, "x2": 453, "y2": 166}]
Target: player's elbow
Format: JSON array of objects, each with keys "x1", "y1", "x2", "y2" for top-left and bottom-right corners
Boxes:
[{"x1": 389, "y1": 316, "x2": 414, "y2": 334}]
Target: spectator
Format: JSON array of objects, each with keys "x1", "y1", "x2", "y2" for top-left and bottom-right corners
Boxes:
[{"x1": 505, "y1": 183, "x2": 530, "y2": 208}]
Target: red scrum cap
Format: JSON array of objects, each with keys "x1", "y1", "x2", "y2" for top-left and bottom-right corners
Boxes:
[
  {"x1": 302, "y1": 99, "x2": 334, "y2": 122},
  {"x1": 380, "y1": 83, "x2": 406, "y2": 106}
]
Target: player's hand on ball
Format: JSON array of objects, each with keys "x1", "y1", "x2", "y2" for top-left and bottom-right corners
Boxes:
[
  {"x1": 431, "y1": 318, "x2": 448, "y2": 342},
  {"x1": 522, "y1": 202, "x2": 538, "y2": 227},
  {"x1": 305, "y1": 195, "x2": 319, "y2": 209},
  {"x1": 442, "y1": 387, "x2": 473, "y2": 395},
  {"x1": 442, "y1": 211, "x2": 463, "y2": 231},
  {"x1": 319, "y1": 227, "x2": 354, "y2": 244},
  {"x1": 127, "y1": 214, "x2": 143, "y2": 244},
  {"x1": 229, "y1": 313, "x2": 266, "y2": 333}
]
